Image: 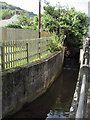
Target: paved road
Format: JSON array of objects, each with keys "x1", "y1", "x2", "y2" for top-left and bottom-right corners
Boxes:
[{"x1": 0, "y1": 15, "x2": 19, "y2": 27}]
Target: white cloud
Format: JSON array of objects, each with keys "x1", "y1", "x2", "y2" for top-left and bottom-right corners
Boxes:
[
  {"x1": 1, "y1": 0, "x2": 39, "y2": 14},
  {"x1": 0, "y1": 0, "x2": 89, "y2": 15},
  {"x1": 48, "y1": 0, "x2": 89, "y2": 14}
]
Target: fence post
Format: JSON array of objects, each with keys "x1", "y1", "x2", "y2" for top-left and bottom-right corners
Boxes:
[
  {"x1": 1, "y1": 44, "x2": 5, "y2": 71},
  {"x1": 26, "y1": 43, "x2": 29, "y2": 63},
  {"x1": 46, "y1": 39, "x2": 49, "y2": 51},
  {"x1": 38, "y1": 41, "x2": 41, "y2": 59}
]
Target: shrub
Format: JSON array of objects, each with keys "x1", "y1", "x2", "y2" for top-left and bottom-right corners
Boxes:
[
  {"x1": 5, "y1": 23, "x2": 22, "y2": 29},
  {"x1": 22, "y1": 25, "x2": 37, "y2": 30},
  {"x1": 0, "y1": 9, "x2": 15, "y2": 20},
  {"x1": 49, "y1": 32, "x2": 63, "y2": 52}
]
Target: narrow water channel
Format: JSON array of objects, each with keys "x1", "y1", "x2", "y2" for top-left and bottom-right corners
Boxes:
[{"x1": 5, "y1": 65, "x2": 79, "y2": 120}]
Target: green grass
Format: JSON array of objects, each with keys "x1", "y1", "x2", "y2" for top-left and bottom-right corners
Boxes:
[{"x1": 0, "y1": 46, "x2": 51, "y2": 71}]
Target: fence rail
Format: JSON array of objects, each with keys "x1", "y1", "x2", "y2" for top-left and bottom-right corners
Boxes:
[
  {"x1": 75, "y1": 74, "x2": 87, "y2": 118},
  {"x1": 69, "y1": 38, "x2": 90, "y2": 118},
  {"x1": 0, "y1": 37, "x2": 50, "y2": 71},
  {"x1": 75, "y1": 42, "x2": 90, "y2": 118}
]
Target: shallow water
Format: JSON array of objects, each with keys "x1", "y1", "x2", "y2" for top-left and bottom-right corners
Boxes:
[
  {"x1": 5, "y1": 67, "x2": 79, "y2": 120},
  {"x1": 46, "y1": 68, "x2": 78, "y2": 119}
]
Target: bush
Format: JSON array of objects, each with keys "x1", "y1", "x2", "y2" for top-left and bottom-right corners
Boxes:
[
  {"x1": 0, "y1": 9, "x2": 15, "y2": 20},
  {"x1": 22, "y1": 25, "x2": 37, "y2": 30},
  {"x1": 5, "y1": 23, "x2": 22, "y2": 29},
  {"x1": 49, "y1": 32, "x2": 63, "y2": 52},
  {"x1": 42, "y1": 3, "x2": 89, "y2": 49}
]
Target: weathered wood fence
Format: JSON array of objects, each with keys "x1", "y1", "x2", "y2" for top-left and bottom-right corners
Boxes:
[{"x1": 0, "y1": 37, "x2": 50, "y2": 71}]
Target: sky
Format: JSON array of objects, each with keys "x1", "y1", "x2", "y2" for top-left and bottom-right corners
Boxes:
[{"x1": 0, "y1": 0, "x2": 90, "y2": 15}]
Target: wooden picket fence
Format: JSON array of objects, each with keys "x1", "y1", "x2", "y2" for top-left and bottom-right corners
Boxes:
[{"x1": 0, "y1": 37, "x2": 50, "y2": 71}]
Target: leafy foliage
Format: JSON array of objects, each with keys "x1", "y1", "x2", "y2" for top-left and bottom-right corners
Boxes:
[
  {"x1": 0, "y1": 9, "x2": 15, "y2": 20},
  {"x1": 17, "y1": 14, "x2": 32, "y2": 26},
  {"x1": 17, "y1": 14, "x2": 38, "y2": 30},
  {"x1": 42, "y1": 2, "x2": 89, "y2": 49},
  {"x1": 49, "y1": 32, "x2": 63, "y2": 52},
  {"x1": 5, "y1": 23, "x2": 22, "y2": 29},
  {"x1": 0, "y1": 1, "x2": 37, "y2": 20},
  {"x1": 5, "y1": 14, "x2": 38, "y2": 30},
  {"x1": 4, "y1": 1, "x2": 89, "y2": 51}
]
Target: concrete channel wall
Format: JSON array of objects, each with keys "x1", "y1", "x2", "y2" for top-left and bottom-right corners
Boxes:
[{"x1": 2, "y1": 50, "x2": 64, "y2": 118}]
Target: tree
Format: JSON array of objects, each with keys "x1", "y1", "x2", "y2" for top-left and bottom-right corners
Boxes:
[
  {"x1": 17, "y1": 13, "x2": 33, "y2": 26},
  {"x1": 0, "y1": 9, "x2": 15, "y2": 20},
  {"x1": 42, "y1": 2, "x2": 89, "y2": 49},
  {"x1": 17, "y1": 14, "x2": 38, "y2": 30}
]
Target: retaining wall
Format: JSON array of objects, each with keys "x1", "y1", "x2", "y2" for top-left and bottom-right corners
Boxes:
[{"x1": 2, "y1": 49, "x2": 64, "y2": 118}]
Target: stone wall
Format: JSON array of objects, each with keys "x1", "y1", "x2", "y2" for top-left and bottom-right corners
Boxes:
[{"x1": 2, "y1": 49, "x2": 64, "y2": 118}]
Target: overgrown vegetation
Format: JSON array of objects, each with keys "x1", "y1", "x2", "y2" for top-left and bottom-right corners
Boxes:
[
  {"x1": 42, "y1": 1, "x2": 89, "y2": 51},
  {"x1": 0, "y1": 9, "x2": 15, "y2": 20},
  {"x1": 3, "y1": 1, "x2": 89, "y2": 52},
  {"x1": 48, "y1": 32, "x2": 65, "y2": 52},
  {"x1": 0, "y1": 1, "x2": 37, "y2": 20},
  {"x1": 6, "y1": 23, "x2": 22, "y2": 29},
  {"x1": 17, "y1": 14, "x2": 38, "y2": 30},
  {"x1": 5, "y1": 14, "x2": 38, "y2": 30}
]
